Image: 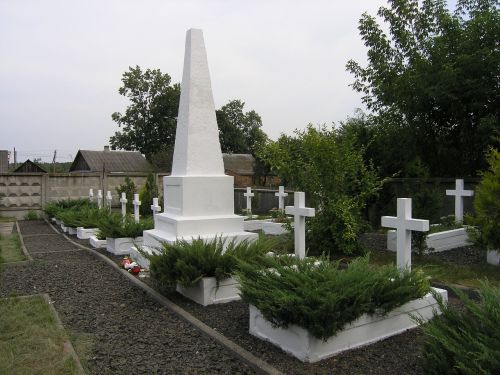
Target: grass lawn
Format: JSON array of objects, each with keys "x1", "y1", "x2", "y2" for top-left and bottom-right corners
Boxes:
[
  {"x1": 0, "y1": 295, "x2": 80, "y2": 374},
  {"x1": 0, "y1": 234, "x2": 25, "y2": 263},
  {"x1": 368, "y1": 250, "x2": 500, "y2": 289},
  {"x1": 0, "y1": 216, "x2": 16, "y2": 223}
]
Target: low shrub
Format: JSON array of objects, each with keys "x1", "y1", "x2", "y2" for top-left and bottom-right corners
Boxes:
[
  {"x1": 43, "y1": 199, "x2": 95, "y2": 219},
  {"x1": 139, "y1": 173, "x2": 159, "y2": 217},
  {"x1": 58, "y1": 207, "x2": 109, "y2": 228},
  {"x1": 149, "y1": 236, "x2": 279, "y2": 288},
  {"x1": 469, "y1": 148, "x2": 500, "y2": 251},
  {"x1": 97, "y1": 213, "x2": 153, "y2": 239},
  {"x1": 23, "y1": 210, "x2": 38, "y2": 220},
  {"x1": 237, "y1": 255, "x2": 430, "y2": 340},
  {"x1": 417, "y1": 281, "x2": 500, "y2": 374}
]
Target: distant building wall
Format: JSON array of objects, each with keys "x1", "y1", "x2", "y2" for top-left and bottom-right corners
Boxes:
[{"x1": 0, "y1": 151, "x2": 9, "y2": 173}]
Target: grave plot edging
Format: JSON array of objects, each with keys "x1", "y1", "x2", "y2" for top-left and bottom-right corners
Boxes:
[
  {"x1": 486, "y1": 249, "x2": 499, "y2": 266},
  {"x1": 262, "y1": 222, "x2": 289, "y2": 235},
  {"x1": 89, "y1": 235, "x2": 106, "y2": 249},
  {"x1": 249, "y1": 287, "x2": 448, "y2": 363},
  {"x1": 387, "y1": 228, "x2": 470, "y2": 252},
  {"x1": 176, "y1": 276, "x2": 241, "y2": 306},
  {"x1": 106, "y1": 237, "x2": 143, "y2": 255},
  {"x1": 76, "y1": 227, "x2": 98, "y2": 240}
]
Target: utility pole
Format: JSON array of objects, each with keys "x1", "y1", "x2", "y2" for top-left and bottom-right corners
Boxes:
[
  {"x1": 13, "y1": 147, "x2": 17, "y2": 168},
  {"x1": 52, "y1": 150, "x2": 57, "y2": 173}
]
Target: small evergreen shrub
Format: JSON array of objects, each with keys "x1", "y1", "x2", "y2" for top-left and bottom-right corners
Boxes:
[
  {"x1": 23, "y1": 210, "x2": 38, "y2": 220},
  {"x1": 139, "y1": 173, "x2": 158, "y2": 217},
  {"x1": 149, "y1": 236, "x2": 278, "y2": 288},
  {"x1": 43, "y1": 199, "x2": 95, "y2": 219},
  {"x1": 97, "y1": 213, "x2": 153, "y2": 238},
  {"x1": 237, "y1": 255, "x2": 430, "y2": 340},
  {"x1": 58, "y1": 207, "x2": 109, "y2": 228},
  {"x1": 417, "y1": 281, "x2": 500, "y2": 375},
  {"x1": 469, "y1": 148, "x2": 500, "y2": 250}
]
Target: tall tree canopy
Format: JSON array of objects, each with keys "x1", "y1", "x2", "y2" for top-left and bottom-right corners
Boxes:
[
  {"x1": 110, "y1": 67, "x2": 267, "y2": 170},
  {"x1": 216, "y1": 100, "x2": 268, "y2": 155},
  {"x1": 346, "y1": 0, "x2": 499, "y2": 177},
  {"x1": 110, "y1": 66, "x2": 180, "y2": 160}
]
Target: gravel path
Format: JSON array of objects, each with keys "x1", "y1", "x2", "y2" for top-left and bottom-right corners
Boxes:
[
  {"x1": 2, "y1": 221, "x2": 466, "y2": 374},
  {"x1": 0, "y1": 220, "x2": 256, "y2": 375}
]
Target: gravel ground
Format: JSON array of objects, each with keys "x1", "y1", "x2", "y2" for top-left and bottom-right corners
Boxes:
[
  {"x1": 0, "y1": 220, "x2": 256, "y2": 375},
  {"x1": 2, "y1": 221, "x2": 468, "y2": 375}
]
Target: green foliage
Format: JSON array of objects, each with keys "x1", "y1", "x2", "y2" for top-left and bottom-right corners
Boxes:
[
  {"x1": 43, "y1": 199, "x2": 95, "y2": 220},
  {"x1": 346, "y1": 0, "x2": 499, "y2": 177},
  {"x1": 470, "y1": 148, "x2": 500, "y2": 250},
  {"x1": 216, "y1": 100, "x2": 268, "y2": 155},
  {"x1": 139, "y1": 173, "x2": 158, "y2": 217},
  {"x1": 0, "y1": 295, "x2": 79, "y2": 373},
  {"x1": 97, "y1": 213, "x2": 153, "y2": 238},
  {"x1": 417, "y1": 281, "x2": 500, "y2": 375},
  {"x1": 429, "y1": 215, "x2": 463, "y2": 234},
  {"x1": 149, "y1": 236, "x2": 279, "y2": 288},
  {"x1": 29, "y1": 159, "x2": 72, "y2": 173},
  {"x1": 109, "y1": 66, "x2": 269, "y2": 167},
  {"x1": 258, "y1": 125, "x2": 383, "y2": 255},
  {"x1": 23, "y1": 210, "x2": 38, "y2": 220},
  {"x1": 109, "y1": 66, "x2": 180, "y2": 160},
  {"x1": 57, "y1": 207, "x2": 110, "y2": 228},
  {"x1": 237, "y1": 255, "x2": 430, "y2": 340},
  {"x1": 115, "y1": 177, "x2": 136, "y2": 212}
]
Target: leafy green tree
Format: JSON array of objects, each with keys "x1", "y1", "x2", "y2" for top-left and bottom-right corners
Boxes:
[
  {"x1": 258, "y1": 125, "x2": 383, "y2": 255},
  {"x1": 110, "y1": 67, "x2": 268, "y2": 168},
  {"x1": 216, "y1": 100, "x2": 268, "y2": 155},
  {"x1": 346, "y1": 0, "x2": 499, "y2": 177},
  {"x1": 110, "y1": 66, "x2": 180, "y2": 160}
]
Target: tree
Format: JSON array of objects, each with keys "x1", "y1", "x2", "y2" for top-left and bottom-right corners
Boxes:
[
  {"x1": 346, "y1": 0, "x2": 499, "y2": 177},
  {"x1": 216, "y1": 100, "x2": 268, "y2": 155},
  {"x1": 110, "y1": 66, "x2": 180, "y2": 160},
  {"x1": 258, "y1": 125, "x2": 383, "y2": 255},
  {"x1": 110, "y1": 67, "x2": 268, "y2": 168}
]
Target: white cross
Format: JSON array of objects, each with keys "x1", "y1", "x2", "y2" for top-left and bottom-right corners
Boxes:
[
  {"x1": 97, "y1": 190, "x2": 103, "y2": 209},
  {"x1": 105, "y1": 191, "x2": 112, "y2": 210},
  {"x1": 151, "y1": 197, "x2": 161, "y2": 217},
  {"x1": 132, "y1": 193, "x2": 141, "y2": 223},
  {"x1": 285, "y1": 192, "x2": 315, "y2": 259},
  {"x1": 446, "y1": 179, "x2": 474, "y2": 222},
  {"x1": 89, "y1": 188, "x2": 94, "y2": 203},
  {"x1": 244, "y1": 187, "x2": 254, "y2": 213},
  {"x1": 119, "y1": 192, "x2": 128, "y2": 217},
  {"x1": 275, "y1": 186, "x2": 288, "y2": 211},
  {"x1": 381, "y1": 198, "x2": 429, "y2": 272}
]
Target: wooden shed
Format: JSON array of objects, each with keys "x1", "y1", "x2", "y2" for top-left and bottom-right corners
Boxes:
[{"x1": 69, "y1": 148, "x2": 153, "y2": 173}]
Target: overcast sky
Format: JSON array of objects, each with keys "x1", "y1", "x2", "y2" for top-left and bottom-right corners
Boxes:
[{"x1": 0, "y1": 0, "x2": 457, "y2": 162}]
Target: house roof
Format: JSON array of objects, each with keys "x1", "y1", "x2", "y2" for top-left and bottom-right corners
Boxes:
[
  {"x1": 13, "y1": 159, "x2": 47, "y2": 173},
  {"x1": 69, "y1": 150, "x2": 153, "y2": 173},
  {"x1": 222, "y1": 154, "x2": 255, "y2": 175}
]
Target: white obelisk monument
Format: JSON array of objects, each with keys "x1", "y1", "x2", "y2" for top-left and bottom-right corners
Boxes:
[{"x1": 140, "y1": 29, "x2": 257, "y2": 256}]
